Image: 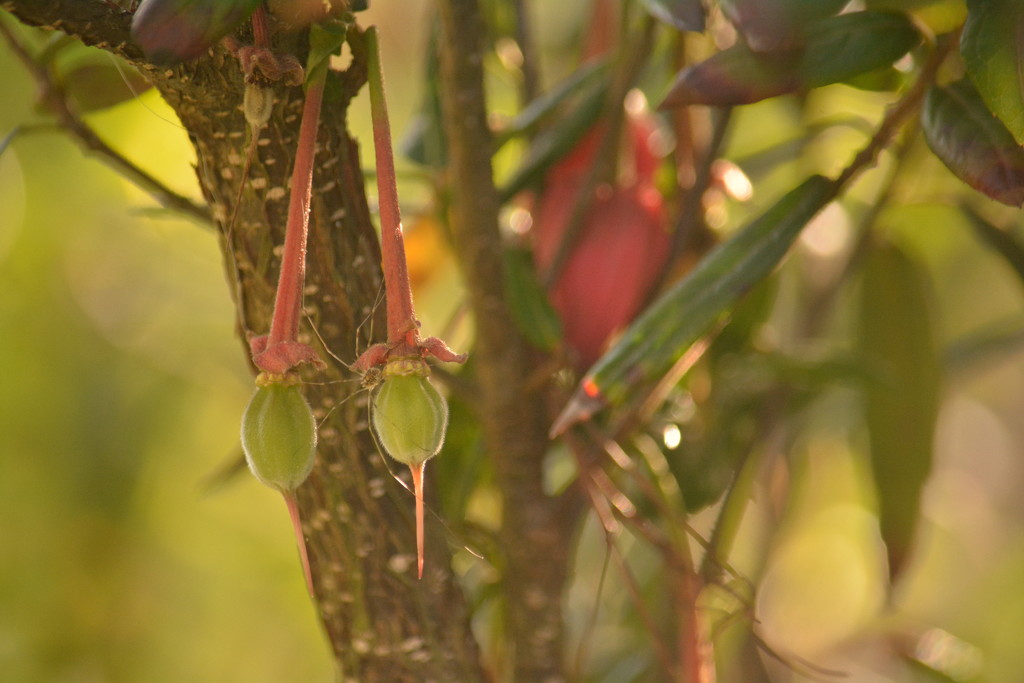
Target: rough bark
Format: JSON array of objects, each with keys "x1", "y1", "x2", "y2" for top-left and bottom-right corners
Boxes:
[{"x1": 3, "y1": 2, "x2": 484, "y2": 680}]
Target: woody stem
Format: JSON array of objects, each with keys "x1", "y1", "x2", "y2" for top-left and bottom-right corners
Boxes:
[
  {"x1": 251, "y1": 3, "x2": 270, "y2": 50},
  {"x1": 266, "y1": 67, "x2": 326, "y2": 347},
  {"x1": 365, "y1": 26, "x2": 418, "y2": 347}
]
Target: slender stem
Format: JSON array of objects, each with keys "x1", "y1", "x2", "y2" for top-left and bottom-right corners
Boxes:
[
  {"x1": 833, "y1": 35, "x2": 954, "y2": 190},
  {"x1": 266, "y1": 69, "x2": 326, "y2": 346},
  {"x1": 251, "y1": 3, "x2": 270, "y2": 50},
  {"x1": 800, "y1": 122, "x2": 919, "y2": 338},
  {"x1": 963, "y1": 203, "x2": 1024, "y2": 291},
  {"x1": 0, "y1": 19, "x2": 211, "y2": 224},
  {"x1": 284, "y1": 492, "x2": 314, "y2": 596},
  {"x1": 365, "y1": 27, "x2": 418, "y2": 347},
  {"x1": 437, "y1": 1, "x2": 579, "y2": 678},
  {"x1": 653, "y1": 106, "x2": 732, "y2": 294},
  {"x1": 513, "y1": 0, "x2": 539, "y2": 102},
  {"x1": 542, "y1": 15, "x2": 656, "y2": 287}
]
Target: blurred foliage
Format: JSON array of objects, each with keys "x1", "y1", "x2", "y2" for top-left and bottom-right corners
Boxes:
[{"x1": 3, "y1": 1, "x2": 1024, "y2": 682}]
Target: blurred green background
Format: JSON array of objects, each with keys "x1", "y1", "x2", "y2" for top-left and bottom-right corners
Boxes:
[{"x1": 3, "y1": 2, "x2": 1024, "y2": 682}]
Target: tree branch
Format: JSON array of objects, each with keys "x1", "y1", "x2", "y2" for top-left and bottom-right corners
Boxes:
[
  {"x1": 1, "y1": 0, "x2": 141, "y2": 60},
  {"x1": 0, "y1": 18, "x2": 211, "y2": 224},
  {"x1": 3, "y1": 5, "x2": 485, "y2": 679},
  {"x1": 436, "y1": 0, "x2": 582, "y2": 679}
]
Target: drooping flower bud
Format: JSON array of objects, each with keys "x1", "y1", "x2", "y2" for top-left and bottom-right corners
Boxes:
[{"x1": 532, "y1": 112, "x2": 669, "y2": 369}]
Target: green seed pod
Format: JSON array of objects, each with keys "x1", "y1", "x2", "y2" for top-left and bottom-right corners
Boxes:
[
  {"x1": 371, "y1": 371, "x2": 449, "y2": 466},
  {"x1": 241, "y1": 377, "x2": 317, "y2": 492}
]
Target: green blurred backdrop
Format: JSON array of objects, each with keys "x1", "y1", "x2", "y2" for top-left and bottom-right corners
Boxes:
[{"x1": 2, "y1": 2, "x2": 1024, "y2": 682}]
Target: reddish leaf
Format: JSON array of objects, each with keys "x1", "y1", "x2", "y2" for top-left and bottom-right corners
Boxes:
[
  {"x1": 131, "y1": 0, "x2": 261, "y2": 65},
  {"x1": 961, "y1": 0, "x2": 1024, "y2": 145},
  {"x1": 534, "y1": 183, "x2": 669, "y2": 368},
  {"x1": 721, "y1": 0, "x2": 848, "y2": 52},
  {"x1": 660, "y1": 11, "x2": 919, "y2": 107},
  {"x1": 922, "y1": 79, "x2": 1024, "y2": 207},
  {"x1": 531, "y1": 114, "x2": 669, "y2": 369}
]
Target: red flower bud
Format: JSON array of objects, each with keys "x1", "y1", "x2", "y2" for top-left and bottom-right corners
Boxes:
[{"x1": 532, "y1": 113, "x2": 669, "y2": 369}]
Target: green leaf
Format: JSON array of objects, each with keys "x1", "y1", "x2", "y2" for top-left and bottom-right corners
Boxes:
[
  {"x1": 866, "y1": 0, "x2": 953, "y2": 8},
  {"x1": 498, "y1": 76, "x2": 607, "y2": 201},
  {"x1": 842, "y1": 65, "x2": 907, "y2": 93},
  {"x1": 401, "y1": 23, "x2": 446, "y2": 168},
  {"x1": 922, "y1": 79, "x2": 1024, "y2": 207},
  {"x1": 660, "y1": 11, "x2": 920, "y2": 107},
  {"x1": 959, "y1": 203, "x2": 1024, "y2": 286},
  {"x1": 721, "y1": 0, "x2": 849, "y2": 52},
  {"x1": 503, "y1": 247, "x2": 563, "y2": 351},
  {"x1": 494, "y1": 60, "x2": 609, "y2": 148},
  {"x1": 551, "y1": 175, "x2": 835, "y2": 434},
  {"x1": 859, "y1": 242, "x2": 940, "y2": 580},
  {"x1": 961, "y1": 0, "x2": 1024, "y2": 145},
  {"x1": 433, "y1": 380, "x2": 487, "y2": 523},
  {"x1": 868, "y1": 0, "x2": 967, "y2": 35},
  {"x1": 639, "y1": 0, "x2": 706, "y2": 32},
  {"x1": 130, "y1": 0, "x2": 262, "y2": 66},
  {"x1": 306, "y1": 20, "x2": 349, "y2": 87}
]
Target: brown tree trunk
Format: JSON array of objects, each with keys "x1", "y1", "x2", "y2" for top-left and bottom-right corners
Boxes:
[
  {"x1": 436, "y1": 2, "x2": 582, "y2": 680},
  {"x1": 5, "y1": 3, "x2": 485, "y2": 680}
]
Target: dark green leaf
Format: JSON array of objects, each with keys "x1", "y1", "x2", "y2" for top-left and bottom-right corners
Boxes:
[
  {"x1": 306, "y1": 20, "x2": 349, "y2": 87},
  {"x1": 922, "y1": 79, "x2": 1024, "y2": 207},
  {"x1": 961, "y1": 0, "x2": 1024, "y2": 145},
  {"x1": 498, "y1": 78, "x2": 606, "y2": 201},
  {"x1": 660, "y1": 11, "x2": 920, "y2": 107},
  {"x1": 639, "y1": 0, "x2": 706, "y2": 32},
  {"x1": 435, "y1": 379, "x2": 487, "y2": 523},
  {"x1": 494, "y1": 60, "x2": 609, "y2": 148},
  {"x1": 502, "y1": 247, "x2": 563, "y2": 351},
  {"x1": 842, "y1": 65, "x2": 907, "y2": 93},
  {"x1": 664, "y1": 409, "x2": 750, "y2": 512},
  {"x1": 859, "y1": 242, "x2": 940, "y2": 580},
  {"x1": 551, "y1": 175, "x2": 835, "y2": 435},
  {"x1": 866, "y1": 0, "x2": 952, "y2": 8},
  {"x1": 401, "y1": 22, "x2": 446, "y2": 168},
  {"x1": 959, "y1": 203, "x2": 1024, "y2": 286},
  {"x1": 707, "y1": 275, "x2": 778, "y2": 359},
  {"x1": 130, "y1": 0, "x2": 262, "y2": 66},
  {"x1": 721, "y1": 0, "x2": 848, "y2": 52}
]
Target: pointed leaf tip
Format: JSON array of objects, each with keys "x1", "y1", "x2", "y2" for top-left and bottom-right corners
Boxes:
[
  {"x1": 549, "y1": 381, "x2": 606, "y2": 437},
  {"x1": 555, "y1": 175, "x2": 834, "y2": 428}
]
